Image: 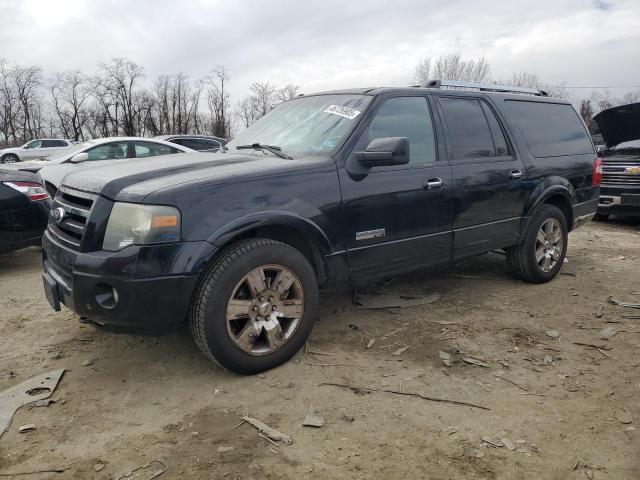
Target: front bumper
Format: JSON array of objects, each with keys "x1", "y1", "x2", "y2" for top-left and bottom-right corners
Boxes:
[
  {"x1": 598, "y1": 194, "x2": 640, "y2": 216},
  {"x1": 41, "y1": 231, "x2": 217, "y2": 326}
]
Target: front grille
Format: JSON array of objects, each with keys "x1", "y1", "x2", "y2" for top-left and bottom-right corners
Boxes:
[
  {"x1": 48, "y1": 187, "x2": 96, "y2": 250},
  {"x1": 601, "y1": 155, "x2": 640, "y2": 186}
]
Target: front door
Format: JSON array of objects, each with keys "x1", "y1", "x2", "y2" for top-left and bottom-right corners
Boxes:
[
  {"x1": 338, "y1": 95, "x2": 454, "y2": 280},
  {"x1": 436, "y1": 95, "x2": 529, "y2": 258}
]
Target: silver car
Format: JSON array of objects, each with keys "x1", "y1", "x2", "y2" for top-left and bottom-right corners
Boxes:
[
  {"x1": 13, "y1": 137, "x2": 195, "y2": 195},
  {"x1": 0, "y1": 139, "x2": 74, "y2": 164}
]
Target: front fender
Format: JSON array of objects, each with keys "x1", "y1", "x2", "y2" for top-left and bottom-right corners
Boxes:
[{"x1": 207, "y1": 211, "x2": 332, "y2": 254}]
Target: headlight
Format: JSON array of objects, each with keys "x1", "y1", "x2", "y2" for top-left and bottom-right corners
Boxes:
[{"x1": 103, "y1": 203, "x2": 181, "y2": 251}]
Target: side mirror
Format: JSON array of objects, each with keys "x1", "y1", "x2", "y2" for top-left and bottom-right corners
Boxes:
[
  {"x1": 70, "y1": 152, "x2": 89, "y2": 163},
  {"x1": 356, "y1": 137, "x2": 409, "y2": 168},
  {"x1": 595, "y1": 145, "x2": 605, "y2": 155}
]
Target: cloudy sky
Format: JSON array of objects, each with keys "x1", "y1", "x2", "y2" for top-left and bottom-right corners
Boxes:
[{"x1": 1, "y1": 0, "x2": 639, "y2": 100}]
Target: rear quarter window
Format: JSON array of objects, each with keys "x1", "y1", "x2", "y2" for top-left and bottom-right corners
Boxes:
[{"x1": 504, "y1": 101, "x2": 593, "y2": 158}]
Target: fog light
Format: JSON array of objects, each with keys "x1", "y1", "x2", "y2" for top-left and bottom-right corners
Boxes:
[{"x1": 95, "y1": 284, "x2": 118, "y2": 309}]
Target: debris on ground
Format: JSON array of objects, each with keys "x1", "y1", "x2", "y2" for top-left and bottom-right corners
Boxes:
[
  {"x1": 439, "y1": 351, "x2": 452, "y2": 367},
  {"x1": 355, "y1": 292, "x2": 440, "y2": 310},
  {"x1": 0, "y1": 369, "x2": 64, "y2": 438},
  {"x1": 82, "y1": 360, "x2": 93, "y2": 367},
  {"x1": 0, "y1": 468, "x2": 66, "y2": 476},
  {"x1": 302, "y1": 404, "x2": 325, "y2": 428},
  {"x1": 241, "y1": 416, "x2": 293, "y2": 445},
  {"x1": 116, "y1": 459, "x2": 168, "y2": 480},
  {"x1": 366, "y1": 338, "x2": 375, "y2": 349},
  {"x1": 34, "y1": 398, "x2": 56, "y2": 407},
  {"x1": 501, "y1": 438, "x2": 516, "y2": 451},
  {"x1": 320, "y1": 382, "x2": 490, "y2": 410},
  {"x1": 462, "y1": 356, "x2": 490, "y2": 368},
  {"x1": 481, "y1": 435, "x2": 503, "y2": 447},
  {"x1": 615, "y1": 410, "x2": 633, "y2": 424},
  {"x1": 545, "y1": 330, "x2": 560, "y2": 338},
  {"x1": 598, "y1": 326, "x2": 619, "y2": 339},
  {"x1": 608, "y1": 297, "x2": 640, "y2": 309},
  {"x1": 94, "y1": 461, "x2": 105, "y2": 472},
  {"x1": 596, "y1": 305, "x2": 604, "y2": 318},
  {"x1": 217, "y1": 445, "x2": 234, "y2": 453},
  {"x1": 18, "y1": 424, "x2": 36, "y2": 433},
  {"x1": 392, "y1": 345, "x2": 409, "y2": 356}
]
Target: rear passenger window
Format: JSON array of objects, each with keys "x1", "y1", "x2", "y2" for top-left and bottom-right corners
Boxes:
[
  {"x1": 504, "y1": 101, "x2": 593, "y2": 157},
  {"x1": 481, "y1": 102, "x2": 509, "y2": 156},
  {"x1": 364, "y1": 96, "x2": 436, "y2": 165},
  {"x1": 440, "y1": 98, "x2": 495, "y2": 159}
]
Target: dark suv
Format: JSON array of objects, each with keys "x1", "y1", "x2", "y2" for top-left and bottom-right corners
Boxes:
[
  {"x1": 41, "y1": 80, "x2": 600, "y2": 374},
  {"x1": 593, "y1": 102, "x2": 640, "y2": 219}
]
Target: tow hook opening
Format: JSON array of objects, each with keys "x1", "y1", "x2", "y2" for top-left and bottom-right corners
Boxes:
[{"x1": 95, "y1": 283, "x2": 119, "y2": 309}]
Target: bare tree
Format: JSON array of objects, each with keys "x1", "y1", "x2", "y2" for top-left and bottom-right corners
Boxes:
[
  {"x1": 414, "y1": 53, "x2": 491, "y2": 84},
  {"x1": 204, "y1": 66, "x2": 232, "y2": 138},
  {"x1": 276, "y1": 84, "x2": 299, "y2": 103},
  {"x1": 579, "y1": 99, "x2": 595, "y2": 132},
  {"x1": 49, "y1": 70, "x2": 92, "y2": 141},
  {"x1": 96, "y1": 58, "x2": 145, "y2": 136}
]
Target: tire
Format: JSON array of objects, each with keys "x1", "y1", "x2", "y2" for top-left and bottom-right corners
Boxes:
[
  {"x1": 189, "y1": 238, "x2": 319, "y2": 374},
  {"x1": 506, "y1": 204, "x2": 568, "y2": 284},
  {"x1": 1, "y1": 154, "x2": 19, "y2": 164},
  {"x1": 594, "y1": 213, "x2": 609, "y2": 221}
]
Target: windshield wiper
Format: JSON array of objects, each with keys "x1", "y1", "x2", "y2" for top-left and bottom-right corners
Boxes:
[{"x1": 235, "y1": 143, "x2": 293, "y2": 160}]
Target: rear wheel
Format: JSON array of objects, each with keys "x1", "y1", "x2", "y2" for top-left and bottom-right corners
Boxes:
[
  {"x1": 189, "y1": 238, "x2": 318, "y2": 374},
  {"x1": 506, "y1": 204, "x2": 568, "y2": 283},
  {"x1": 1, "y1": 154, "x2": 19, "y2": 164}
]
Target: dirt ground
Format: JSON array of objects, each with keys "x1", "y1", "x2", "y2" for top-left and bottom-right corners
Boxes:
[{"x1": 1, "y1": 219, "x2": 639, "y2": 479}]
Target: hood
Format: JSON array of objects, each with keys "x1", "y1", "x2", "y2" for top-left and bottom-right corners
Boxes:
[
  {"x1": 593, "y1": 102, "x2": 640, "y2": 148},
  {"x1": 0, "y1": 147, "x2": 20, "y2": 154},
  {"x1": 60, "y1": 152, "x2": 301, "y2": 202}
]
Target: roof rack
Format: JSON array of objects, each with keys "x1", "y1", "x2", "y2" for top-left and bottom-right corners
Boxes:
[{"x1": 422, "y1": 79, "x2": 548, "y2": 97}]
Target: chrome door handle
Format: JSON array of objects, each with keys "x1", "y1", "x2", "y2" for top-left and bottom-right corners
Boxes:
[
  {"x1": 510, "y1": 169, "x2": 524, "y2": 179},
  {"x1": 424, "y1": 178, "x2": 443, "y2": 190}
]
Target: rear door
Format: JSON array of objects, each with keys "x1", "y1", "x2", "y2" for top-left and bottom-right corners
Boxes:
[
  {"x1": 436, "y1": 95, "x2": 530, "y2": 258},
  {"x1": 339, "y1": 94, "x2": 454, "y2": 279}
]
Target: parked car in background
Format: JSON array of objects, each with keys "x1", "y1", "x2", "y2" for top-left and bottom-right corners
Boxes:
[
  {"x1": 593, "y1": 102, "x2": 640, "y2": 219},
  {"x1": 0, "y1": 139, "x2": 73, "y2": 164},
  {"x1": 0, "y1": 168, "x2": 50, "y2": 254},
  {"x1": 155, "y1": 134, "x2": 227, "y2": 152},
  {"x1": 13, "y1": 137, "x2": 195, "y2": 196},
  {"x1": 41, "y1": 80, "x2": 599, "y2": 374}
]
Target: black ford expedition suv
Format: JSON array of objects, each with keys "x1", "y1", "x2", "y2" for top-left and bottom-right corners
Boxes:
[
  {"x1": 42, "y1": 80, "x2": 600, "y2": 374},
  {"x1": 593, "y1": 102, "x2": 640, "y2": 219}
]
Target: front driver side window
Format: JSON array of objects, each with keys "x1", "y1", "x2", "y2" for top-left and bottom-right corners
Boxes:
[
  {"x1": 86, "y1": 142, "x2": 129, "y2": 161},
  {"x1": 360, "y1": 96, "x2": 437, "y2": 165}
]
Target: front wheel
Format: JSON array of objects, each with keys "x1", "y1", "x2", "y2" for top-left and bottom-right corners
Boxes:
[
  {"x1": 506, "y1": 204, "x2": 568, "y2": 283},
  {"x1": 189, "y1": 238, "x2": 319, "y2": 374}
]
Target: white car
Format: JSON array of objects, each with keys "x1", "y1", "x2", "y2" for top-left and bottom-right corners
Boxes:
[
  {"x1": 0, "y1": 139, "x2": 74, "y2": 164},
  {"x1": 14, "y1": 137, "x2": 195, "y2": 195}
]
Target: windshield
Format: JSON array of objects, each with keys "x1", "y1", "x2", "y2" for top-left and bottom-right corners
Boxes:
[{"x1": 227, "y1": 94, "x2": 372, "y2": 157}]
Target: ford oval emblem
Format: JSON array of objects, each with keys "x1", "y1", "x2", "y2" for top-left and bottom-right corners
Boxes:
[{"x1": 52, "y1": 207, "x2": 66, "y2": 223}]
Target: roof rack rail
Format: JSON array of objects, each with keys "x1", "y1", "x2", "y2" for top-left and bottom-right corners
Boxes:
[{"x1": 423, "y1": 79, "x2": 548, "y2": 97}]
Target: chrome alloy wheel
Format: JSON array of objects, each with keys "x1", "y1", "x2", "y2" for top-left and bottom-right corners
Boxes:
[
  {"x1": 535, "y1": 218, "x2": 564, "y2": 273},
  {"x1": 226, "y1": 264, "x2": 304, "y2": 356}
]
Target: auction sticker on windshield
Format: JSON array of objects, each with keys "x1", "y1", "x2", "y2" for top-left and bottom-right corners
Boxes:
[{"x1": 323, "y1": 105, "x2": 361, "y2": 120}]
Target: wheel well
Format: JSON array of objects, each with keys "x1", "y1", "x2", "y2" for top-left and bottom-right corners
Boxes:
[
  {"x1": 219, "y1": 226, "x2": 328, "y2": 287},
  {"x1": 544, "y1": 194, "x2": 573, "y2": 230}
]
